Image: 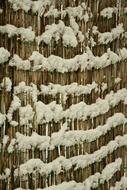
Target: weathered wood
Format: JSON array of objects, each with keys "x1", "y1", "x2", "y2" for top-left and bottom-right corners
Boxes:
[{"x1": 0, "y1": 0, "x2": 127, "y2": 189}]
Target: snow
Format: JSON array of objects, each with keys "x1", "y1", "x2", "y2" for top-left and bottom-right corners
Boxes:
[
  {"x1": 36, "y1": 20, "x2": 82, "y2": 47},
  {"x1": 100, "y1": 7, "x2": 118, "y2": 19},
  {"x1": 9, "y1": 1, "x2": 91, "y2": 23},
  {"x1": 16, "y1": 132, "x2": 50, "y2": 151},
  {"x1": 1, "y1": 77, "x2": 12, "y2": 92},
  {"x1": 83, "y1": 158, "x2": 122, "y2": 189},
  {"x1": 110, "y1": 176, "x2": 127, "y2": 190},
  {"x1": 9, "y1": 54, "x2": 31, "y2": 70},
  {"x1": 0, "y1": 24, "x2": 17, "y2": 37},
  {"x1": 98, "y1": 24, "x2": 124, "y2": 45},
  {"x1": 9, "y1": 0, "x2": 53, "y2": 13},
  {"x1": 8, "y1": 0, "x2": 32, "y2": 12},
  {"x1": 10, "y1": 120, "x2": 18, "y2": 127},
  {"x1": 119, "y1": 48, "x2": 127, "y2": 59},
  {"x1": 66, "y1": 4, "x2": 87, "y2": 20},
  {"x1": 13, "y1": 168, "x2": 127, "y2": 190},
  {"x1": 83, "y1": 173, "x2": 100, "y2": 190},
  {"x1": 40, "y1": 81, "x2": 98, "y2": 101},
  {"x1": 18, "y1": 26, "x2": 35, "y2": 41},
  {"x1": 8, "y1": 47, "x2": 127, "y2": 72},
  {"x1": 7, "y1": 87, "x2": 127, "y2": 126},
  {"x1": 70, "y1": 17, "x2": 79, "y2": 34},
  {"x1": 0, "y1": 168, "x2": 11, "y2": 180},
  {"x1": 11, "y1": 113, "x2": 126, "y2": 151},
  {"x1": 14, "y1": 134, "x2": 127, "y2": 177},
  {"x1": 51, "y1": 113, "x2": 126, "y2": 147},
  {"x1": 1, "y1": 2, "x2": 127, "y2": 189},
  {"x1": 115, "y1": 77, "x2": 121, "y2": 84},
  {"x1": 35, "y1": 101, "x2": 63, "y2": 124},
  {"x1": 0, "y1": 24, "x2": 35, "y2": 41},
  {"x1": 14, "y1": 182, "x2": 81, "y2": 190},
  {"x1": 7, "y1": 95, "x2": 21, "y2": 123},
  {"x1": 100, "y1": 158, "x2": 122, "y2": 183},
  {"x1": 4, "y1": 168, "x2": 11, "y2": 178},
  {"x1": 19, "y1": 105, "x2": 34, "y2": 126},
  {"x1": 2, "y1": 135, "x2": 9, "y2": 148},
  {"x1": 44, "y1": 6, "x2": 60, "y2": 18},
  {"x1": 14, "y1": 82, "x2": 38, "y2": 103},
  {"x1": 7, "y1": 138, "x2": 16, "y2": 153},
  {"x1": 14, "y1": 156, "x2": 72, "y2": 177},
  {"x1": 0, "y1": 47, "x2": 10, "y2": 64},
  {"x1": 14, "y1": 80, "x2": 107, "y2": 104},
  {"x1": 62, "y1": 26, "x2": 78, "y2": 47},
  {"x1": 14, "y1": 81, "x2": 32, "y2": 94},
  {"x1": 63, "y1": 88, "x2": 127, "y2": 121},
  {"x1": 101, "y1": 82, "x2": 107, "y2": 92},
  {"x1": 78, "y1": 31, "x2": 85, "y2": 43}
]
